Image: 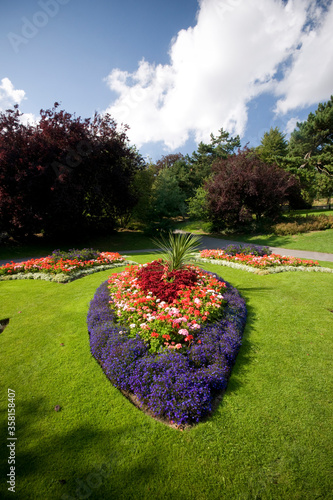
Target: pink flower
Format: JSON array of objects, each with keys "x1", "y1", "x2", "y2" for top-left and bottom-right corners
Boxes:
[{"x1": 178, "y1": 328, "x2": 188, "y2": 336}]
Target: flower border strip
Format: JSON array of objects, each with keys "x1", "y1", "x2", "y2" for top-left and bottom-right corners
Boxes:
[
  {"x1": 193, "y1": 256, "x2": 333, "y2": 274},
  {"x1": 0, "y1": 261, "x2": 137, "y2": 283},
  {"x1": 87, "y1": 271, "x2": 247, "y2": 427}
]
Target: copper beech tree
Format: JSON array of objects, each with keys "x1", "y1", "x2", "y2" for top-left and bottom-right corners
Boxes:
[
  {"x1": 205, "y1": 148, "x2": 301, "y2": 229},
  {"x1": 0, "y1": 103, "x2": 143, "y2": 239}
]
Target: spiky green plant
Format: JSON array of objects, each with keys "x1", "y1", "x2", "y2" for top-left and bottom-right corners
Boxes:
[{"x1": 152, "y1": 231, "x2": 202, "y2": 271}]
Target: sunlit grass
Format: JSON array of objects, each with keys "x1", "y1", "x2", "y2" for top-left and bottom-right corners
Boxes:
[{"x1": 0, "y1": 256, "x2": 332, "y2": 499}]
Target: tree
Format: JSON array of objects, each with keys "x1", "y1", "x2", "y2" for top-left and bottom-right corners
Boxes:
[
  {"x1": 187, "y1": 186, "x2": 210, "y2": 221},
  {"x1": 284, "y1": 97, "x2": 333, "y2": 206},
  {"x1": 315, "y1": 173, "x2": 333, "y2": 209},
  {"x1": 155, "y1": 153, "x2": 184, "y2": 171},
  {"x1": 130, "y1": 165, "x2": 155, "y2": 224},
  {"x1": 187, "y1": 128, "x2": 241, "y2": 184},
  {"x1": 151, "y1": 168, "x2": 187, "y2": 219},
  {"x1": 288, "y1": 96, "x2": 333, "y2": 178},
  {"x1": 0, "y1": 104, "x2": 143, "y2": 239},
  {"x1": 257, "y1": 127, "x2": 288, "y2": 164},
  {"x1": 205, "y1": 148, "x2": 301, "y2": 229}
]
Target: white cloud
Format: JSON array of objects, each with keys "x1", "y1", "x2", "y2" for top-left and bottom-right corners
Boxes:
[
  {"x1": 285, "y1": 116, "x2": 300, "y2": 135},
  {"x1": 275, "y1": 1, "x2": 333, "y2": 114},
  {"x1": 19, "y1": 112, "x2": 39, "y2": 126},
  {"x1": 104, "y1": 0, "x2": 332, "y2": 151},
  {"x1": 0, "y1": 77, "x2": 26, "y2": 111},
  {"x1": 0, "y1": 77, "x2": 39, "y2": 125}
]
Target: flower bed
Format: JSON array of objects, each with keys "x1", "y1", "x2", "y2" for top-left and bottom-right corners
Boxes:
[
  {"x1": 0, "y1": 249, "x2": 129, "y2": 283},
  {"x1": 87, "y1": 265, "x2": 247, "y2": 427},
  {"x1": 108, "y1": 260, "x2": 227, "y2": 353},
  {"x1": 195, "y1": 249, "x2": 333, "y2": 274},
  {"x1": 199, "y1": 248, "x2": 320, "y2": 268}
]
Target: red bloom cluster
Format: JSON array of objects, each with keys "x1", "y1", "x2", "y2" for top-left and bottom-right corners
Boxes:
[
  {"x1": 0, "y1": 252, "x2": 124, "y2": 277},
  {"x1": 200, "y1": 249, "x2": 319, "y2": 268},
  {"x1": 137, "y1": 260, "x2": 198, "y2": 302},
  {"x1": 108, "y1": 261, "x2": 227, "y2": 353}
]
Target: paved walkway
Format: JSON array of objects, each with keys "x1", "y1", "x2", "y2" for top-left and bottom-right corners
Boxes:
[{"x1": 1, "y1": 236, "x2": 332, "y2": 265}]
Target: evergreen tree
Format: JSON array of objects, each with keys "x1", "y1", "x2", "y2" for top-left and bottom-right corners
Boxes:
[
  {"x1": 288, "y1": 96, "x2": 333, "y2": 178},
  {"x1": 257, "y1": 127, "x2": 288, "y2": 164}
]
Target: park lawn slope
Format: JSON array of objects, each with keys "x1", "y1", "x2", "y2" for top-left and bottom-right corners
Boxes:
[
  {"x1": 221, "y1": 228, "x2": 333, "y2": 253},
  {"x1": 0, "y1": 257, "x2": 332, "y2": 499}
]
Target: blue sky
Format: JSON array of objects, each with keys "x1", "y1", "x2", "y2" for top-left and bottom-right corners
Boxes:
[{"x1": 1, "y1": 0, "x2": 333, "y2": 162}]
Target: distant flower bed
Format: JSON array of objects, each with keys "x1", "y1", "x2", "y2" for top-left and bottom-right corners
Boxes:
[
  {"x1": 87, "y1": 264, "x2": 247, "y2": 427},
  {"x1": 217, "y1": 244, "x2": 271, "y2": 257},
  {"x1": 199, "y1": 249, "x2": 319, "y2": 268},
  {"x1": 0, "y1": 249, "x2": 127, "y2": 282},
  {"x1": 196, "y1": 247, "x2": 333, "y2": 274}
]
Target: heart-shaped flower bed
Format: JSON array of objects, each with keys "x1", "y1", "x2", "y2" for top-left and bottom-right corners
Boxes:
[{"x1": 87, "y1": 263, "x2": 247, "y2": 428}]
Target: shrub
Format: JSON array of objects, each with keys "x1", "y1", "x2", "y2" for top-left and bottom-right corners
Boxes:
[
  {"x1": 50, "y1": 248, "x2": 101, "y2": 262},
  {"x1": 273, "y1": 214, "x2": 333, "y2": 235},
  {"x1": 223, "y1": 244, "x2": 271, "y2": 257}
]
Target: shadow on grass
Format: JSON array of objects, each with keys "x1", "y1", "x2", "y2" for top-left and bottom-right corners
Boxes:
[
  {"x1": 200, "y1": 296, "x2": 260, "y2": 424},
  {"x1": 228, "y1": 302, "x2": 258, "y2": 380},
  {"x1": 0, "y1": 397, "x2": 166, "y2": 500}
]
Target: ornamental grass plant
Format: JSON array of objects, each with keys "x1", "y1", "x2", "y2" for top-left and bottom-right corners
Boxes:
[{"x1": 152, "y1": 231, "x2": 202, "y2": 271}]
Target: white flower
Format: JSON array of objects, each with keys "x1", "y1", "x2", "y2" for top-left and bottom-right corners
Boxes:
[{"x1": 130, "y1": 323, "x2": 136, "y2": 328}]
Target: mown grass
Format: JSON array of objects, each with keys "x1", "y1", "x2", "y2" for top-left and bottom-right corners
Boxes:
[
  {"x1": 0, "y1": 254, "x2": 332, "y2": 499},
  {"x1": 174, "y1": 219, "x2": 333, "y2": 254},
  {"x1": 215, "y1": 228, "x2": 333, "y2": 253}
]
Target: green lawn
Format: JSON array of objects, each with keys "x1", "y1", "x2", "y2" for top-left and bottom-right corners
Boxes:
[
  {"x1": 174, "y1": 220, "x2": 333, "y2": 254},
  {"x1": 1, "y1": 254, "x2": 332, "y2": 499},
  {"x1": 217, "y1": 228, "x2": 333, "y2": 253}
]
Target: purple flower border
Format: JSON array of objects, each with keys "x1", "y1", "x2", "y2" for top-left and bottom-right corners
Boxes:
[{"x1": 87, "y1": 271, "x2": 247, "y2": 426}]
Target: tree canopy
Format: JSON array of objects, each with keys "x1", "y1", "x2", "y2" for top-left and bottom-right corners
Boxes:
[
  {"x1": 288, "y1": 96, "x2": 333, "y2": 178},
  {"x1": 257, "y1": 126, "x2": 288, "y2": 164},
  {"x1": 205, "y1": 148, "x2": 301, "y2": 229},
  {"x1": 0, "y1": 103, "x2": 143, "y2": 239}
]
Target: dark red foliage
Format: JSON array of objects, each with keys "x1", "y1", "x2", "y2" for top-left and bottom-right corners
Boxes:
[
  {"x1": 136, "y1": 260, "x2": 198, "y2": 303},
  {"x1": 0, "y1": 104, "x2": 144, "y2": 239},
  {"x1": 205, "y1": 147, "x2": 301, "y2": 228}
]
